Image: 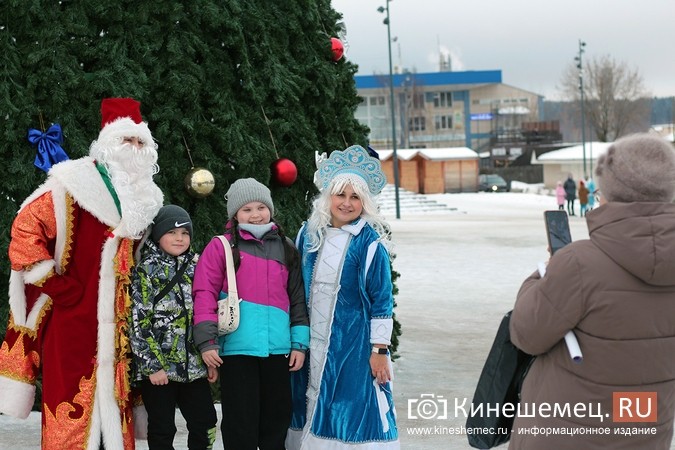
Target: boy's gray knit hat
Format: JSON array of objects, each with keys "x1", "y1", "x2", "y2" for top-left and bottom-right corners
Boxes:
[
  {"x1": 151, "y1": 205, "x2": 192, "y2": 242},
  {"x1": 226, "y1": 178, "x2": 275, "y2": 219},
  {"x1": 595, "y1": 133, "x2": 675, "y2": 203}
]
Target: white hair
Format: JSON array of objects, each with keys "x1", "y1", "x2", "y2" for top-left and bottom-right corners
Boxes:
[
  {"x1": 89, "y1": 137, "x2": 162, "y2": 237},
  {"x1": 305, "y1": 175, "x2": 391, "y2": 253}
]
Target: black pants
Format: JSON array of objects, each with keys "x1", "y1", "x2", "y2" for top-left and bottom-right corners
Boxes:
[
  {"x1": 566, "y1": 198, "x2": 575, "y2": 215},
  {"x1": 219, "y1": 354, "x2": 291, "y2": 450},
  {"x1": 141, "y1": 378, "x2": 217, "y2": 450}
]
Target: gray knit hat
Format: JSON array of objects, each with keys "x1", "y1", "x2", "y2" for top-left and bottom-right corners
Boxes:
[
  {"x1": 595, "y1": 133, "x2": 675, "y2": 203},
  {"x1": 226, "y1": 178, "x2": 275, "y2": 219},
  {"x1": 151, "y1": 205, "x2": 193, "y2": 242}
]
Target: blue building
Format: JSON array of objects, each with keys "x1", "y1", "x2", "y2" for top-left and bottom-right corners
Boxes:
[{"x1": 354, "y1": 69, "x2": 544, "y2": 156}]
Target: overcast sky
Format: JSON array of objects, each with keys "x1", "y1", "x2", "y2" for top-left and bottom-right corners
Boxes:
[{"x1": 331, "y1": 0, "x2": 675, "y2": 100}]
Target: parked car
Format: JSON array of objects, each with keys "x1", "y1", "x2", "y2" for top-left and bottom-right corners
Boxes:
[{"x1": 478, "y1": 174, "x2": 509, "y2": 192}]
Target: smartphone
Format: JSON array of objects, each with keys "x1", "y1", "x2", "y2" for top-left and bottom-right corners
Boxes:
[{"x1": 544, "y1": 210, "x2": 572, "y2": 255}]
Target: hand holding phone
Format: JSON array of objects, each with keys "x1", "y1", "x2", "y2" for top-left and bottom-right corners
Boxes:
[
  {"x1": 544, "y1": 210, "x2": 572, "y2": 255},
  {"x1": 541, "y1": 211, "x2": 582, "y2": 362}
]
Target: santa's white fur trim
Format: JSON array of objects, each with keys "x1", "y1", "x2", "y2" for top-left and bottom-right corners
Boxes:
[
  {"x1": 90, "y1": 236, "x2": 126, "y2": 449},
  {"x1": 26, "y1": 294, "x2": 50, "y2": 331},
  {"x1": 10, "y1": 270, "x2": 50, "y2": 330},
  {"x1": 47, "y1": 157, "x2": 121, "y2": 228},
  {"x1": 21, "y1": 260, "x2": 54, "y2": 286},
  {"x1": 0, "y1": 375, "x2": 36, "y2": 419},
  {"x1": 96, "y1": 117, "x2": 154, "y2": 149}
]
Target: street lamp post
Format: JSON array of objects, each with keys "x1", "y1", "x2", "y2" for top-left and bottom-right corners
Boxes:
[
  {"x1": 378, "y1": 0, "x2": 401, "y2": 219},
  {"x1": 575, "y1": 40, "x2": 587, "y2": 179}
]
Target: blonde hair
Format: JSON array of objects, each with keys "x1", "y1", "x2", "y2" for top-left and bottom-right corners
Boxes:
[{"x1": 304, "y1": 175, "x2": 391, "y2": 253}]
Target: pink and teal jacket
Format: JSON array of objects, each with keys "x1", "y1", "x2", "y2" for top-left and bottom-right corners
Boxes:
[{"x1": 192, "y1": 225, "x2": 309, "y2": 356}]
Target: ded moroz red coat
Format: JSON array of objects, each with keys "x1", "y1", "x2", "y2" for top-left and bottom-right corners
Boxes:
[
  {"x1": 0, "y1": 157, "x2": 161, "y2": 449},
  {"x1": 510, "y1": 202, "x2": 675, "y2": 449}
]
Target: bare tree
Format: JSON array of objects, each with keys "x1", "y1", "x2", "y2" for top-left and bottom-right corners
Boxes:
[{"x1": 560, "y1": 55, "x2": 650, "y2": 141}]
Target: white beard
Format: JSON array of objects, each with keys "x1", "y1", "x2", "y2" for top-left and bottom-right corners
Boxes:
[{"x1": 89, "y1": 140, "x2": 163, "y2": 238}]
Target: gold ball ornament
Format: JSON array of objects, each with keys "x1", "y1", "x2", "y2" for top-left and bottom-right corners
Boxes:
[{"x1": 184, "y1": 167, "x2": 215, "y2": 198}]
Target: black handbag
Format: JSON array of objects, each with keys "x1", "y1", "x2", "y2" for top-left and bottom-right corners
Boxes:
[{"x1": 466, "y1": 310, "x2": 535, "y2": 449}]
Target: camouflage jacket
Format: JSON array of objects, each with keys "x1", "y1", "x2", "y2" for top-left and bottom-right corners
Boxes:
[{"x1": 129, "y1": 239, "x2": 207, "y2": 382}]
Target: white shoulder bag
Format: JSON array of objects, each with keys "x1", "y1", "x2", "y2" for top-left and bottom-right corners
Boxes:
[{"x1": 216, "y1": 236, "x2": 241, "y2": 335}]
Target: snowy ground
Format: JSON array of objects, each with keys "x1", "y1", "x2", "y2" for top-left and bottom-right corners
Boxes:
[{"x1": 1, "y1": 189, "x2": 672, "y2": 449}]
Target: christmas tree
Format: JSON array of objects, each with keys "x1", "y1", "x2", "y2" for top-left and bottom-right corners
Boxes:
[{"x1": 0, "y1": 1, "x2": 399, "y2": 351}]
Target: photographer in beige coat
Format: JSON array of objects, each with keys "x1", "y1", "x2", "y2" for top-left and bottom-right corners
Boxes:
[{"x1": 510, "y1": 133, "x2": 675, "y2": 449}]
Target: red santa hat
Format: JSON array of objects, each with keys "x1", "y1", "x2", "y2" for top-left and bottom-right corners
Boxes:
[{"x1": 96, "y1": 97, "x2": 154, "y2": 146}]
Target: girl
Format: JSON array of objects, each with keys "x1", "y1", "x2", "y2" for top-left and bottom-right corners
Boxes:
[
  {"x1": 193, "y1": 178, "x2": 309, "y2": 450},
  {"x1": 288, "y1": 145, "x2": 399, "y2": 449},
  {"x1": 555, "y1": 181, "x2": 565, "y2": 210}
]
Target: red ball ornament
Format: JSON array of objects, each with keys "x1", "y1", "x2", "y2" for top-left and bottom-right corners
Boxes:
[
  {"x1": 331, "y1": 37, "x2": 344, "y2": 62},
  {"x1": 271, "y1": 157, "x2": 298, "y2": 187}
]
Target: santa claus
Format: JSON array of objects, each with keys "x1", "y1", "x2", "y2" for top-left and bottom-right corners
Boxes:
[{"x1": 0, "y1": 98, "x2": 163, "y2": 449}]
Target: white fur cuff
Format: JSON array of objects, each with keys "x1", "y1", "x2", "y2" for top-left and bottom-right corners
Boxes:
[
  {"x1": 22, "y1": 259, "x2": 55, "y2": 285},
  {"x1": 370, "y1": 318, "x2": 393, "y2": 345},
  {"x1": 0, "y1": 376, "x2": 36, "y2": 419}
]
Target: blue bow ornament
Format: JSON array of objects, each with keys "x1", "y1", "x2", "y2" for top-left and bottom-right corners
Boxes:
[{"x1": 27, "y1": 123, "x2": 70, "y2": 172}]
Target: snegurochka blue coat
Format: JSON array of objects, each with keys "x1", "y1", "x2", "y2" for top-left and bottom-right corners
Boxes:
[{"x1": 288, "y1": 218, "x2": 399, "y2": 449}]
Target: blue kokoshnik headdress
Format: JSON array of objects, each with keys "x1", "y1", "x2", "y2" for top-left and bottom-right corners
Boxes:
[{"x1": 314, "y1": 145, "x2": 387, "y2": 195}]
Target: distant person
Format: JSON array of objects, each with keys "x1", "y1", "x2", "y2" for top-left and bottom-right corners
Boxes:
[
  {"x1": 509, "y1": 133, "x2": 675, "y2": 449},
  {"x1": 563, "y1": 174, "x2": 576, "y2": 216},
  {"x1": 129, "y1": 205, "x2": 218, "y2": 449},
  {"x1": 193, "y1": 178, "x2": 309, "y2": 450},
  {"x1": 555, "y1": 181, "x2": 565, "y2": 210},
  {"x1": 287, "y1": 145, "x2": 399, "y2": 449},
  {"x1": 578, "y1": 180, "x2": 589, "y2": 217},
  {"x1": 586, "y1": 177, "x2": 597, "y2": 210}
]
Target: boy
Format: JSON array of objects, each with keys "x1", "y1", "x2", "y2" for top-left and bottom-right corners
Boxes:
[{"x1": 130, "y1": 205, "x2": 217, "y2": 449}]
